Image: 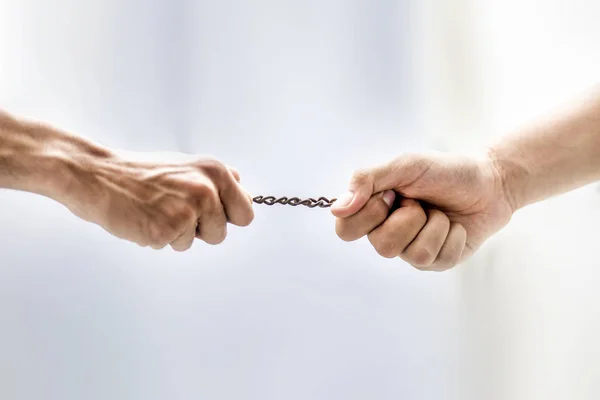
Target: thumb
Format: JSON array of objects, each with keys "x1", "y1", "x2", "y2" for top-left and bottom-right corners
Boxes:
[
  {"x1": 330, "y1": 170, "x2": 376, "y2": 218},
  {"x1": 331, "y1": 154, "x2": 431, "y2": 218}
]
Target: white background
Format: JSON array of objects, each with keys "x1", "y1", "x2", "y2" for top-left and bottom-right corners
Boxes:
[{"x1": 1, "y1": 1, "x2": 600, "y2": 399}]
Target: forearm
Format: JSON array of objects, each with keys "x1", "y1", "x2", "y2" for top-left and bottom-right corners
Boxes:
[
  {"x1": 489, "y1": 85, "x2": 600, "y2": 211},
  {"x1": 0, "y1": 109, "x2": 113, "y2": 202}
]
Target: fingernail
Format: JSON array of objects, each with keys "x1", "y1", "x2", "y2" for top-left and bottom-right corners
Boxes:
[
  {"x1": 334, "y1": 191, "x2": 354, "y2": 208},
  {"x1": 382, "y1": 190, "x2": 396, "y2": 208}
]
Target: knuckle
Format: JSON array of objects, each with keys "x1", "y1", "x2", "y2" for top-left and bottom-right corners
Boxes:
[
  {"x1": 227, "y1": 166, "x2": 241, "y2": 182},
  {"x1": 370, "y1": 235, "x2": 398, "y2": 259},
  {"x1": 171, "y1": 244, "x2": 189, "y2": 253},
  {"x1": 189, "y1": 180, "x2": 215, "y2": 197},
  {"x1": 408, "y1": 247, "x2": 435, "y2": 268},
  {"x1": 198, "y1": 157, "x2": 227, "y2": 178},
  {"x1": 214, "y1": 232, "x2": 227, "y2": 245},
  {"x1": 455, "y1": 223, "x2": 467, "y2": 237},
  {"x1": 147, "y1": 222, "x2": 162, "y2": 244},
  {"x1": 175, "y1": 204, "x2": 196, "y2": 224},
  {"x1": 205, "y1": 230, "x2": 227, "y2": 245},
  {"x1": 195, "y1": 187, "x2": 219, "y2": 210},
  {"x1": 165, "y1": 201, "x2": 196, "y2": 225},
  {"x1": 405, "y1": 256, "x2": 430, "y2": 271},
  {"x1": 335, "y1": 220, "x2": 355, "y2": 242},
  {"x1": 428, "y1": 209, "x2": 451, "y2": 229},
  {"x1": 412, "y1": 203, "x2": 428, "y2": 219},
  {"x1": 427, "y1": 208, "x2": 446, "y2": 221},
  {"x1": 159, "y1": 201, "x2": 196, "y2": 235},
  {"x1": 236, "y1": 207, "x2": 255, "y2": 227},
  {"x1": 437, "y1": 248, "x2": 461, "y2": 269},
  {"x1": 147, "y1": 222, "x2": 175, "y2": 247},
  {"x1": 400, "y1": 198, "x2": 419, "y2": 208},
  {"x1": 408, "y1": 205, "x2": 427, "y2": 227}
]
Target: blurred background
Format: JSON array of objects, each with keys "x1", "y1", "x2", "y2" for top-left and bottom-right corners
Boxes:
[{"x1": 1, "y1": 0, "x2": 600, "y2": 399}]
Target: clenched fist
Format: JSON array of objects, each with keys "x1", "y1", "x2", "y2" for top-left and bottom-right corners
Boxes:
[
  {"x1": 58, "y1": 152, "x2": 254, "y2": 251},
  {"x1": 331, "y1": 152, "x2": 515, "y2": 271}
]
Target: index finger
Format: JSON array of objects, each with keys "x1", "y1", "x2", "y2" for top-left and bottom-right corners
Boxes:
[{"x1": 216, "y1": 172, "x2": 255, "y2": 227}]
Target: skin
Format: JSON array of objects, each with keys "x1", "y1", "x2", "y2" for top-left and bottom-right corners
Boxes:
[
  {"x1": 331, "y1": 153, "x2": 512, "y2": 271},
  {"x1": 332, "y1": 84, "x2": 600, "y2": 271},
  {"x1": 0, "y1": 110, "x2": 254, "y2": 251},
  {"x1": 3, "y1": 85, "x2": 600, "y2": 263}
]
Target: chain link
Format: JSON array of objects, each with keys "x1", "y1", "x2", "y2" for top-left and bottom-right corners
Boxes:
[{"x1": 253, "y1": 196, "x2": 337, "y2": 209}]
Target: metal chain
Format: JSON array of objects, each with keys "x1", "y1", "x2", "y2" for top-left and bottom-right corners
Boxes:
[{"x1": 252, "y1": 195, "x2": 337, "y2": 209}]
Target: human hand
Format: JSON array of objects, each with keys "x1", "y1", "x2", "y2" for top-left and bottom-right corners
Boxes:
[
  {"x1": 331, "y1": 151, "x2": 515, "y2": 271},
  {"x1": 56, "y1": 151, "x2": 254, "y2": 251}
]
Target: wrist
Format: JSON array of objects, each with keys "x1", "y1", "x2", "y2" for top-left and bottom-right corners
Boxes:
[{"x1": 485, "y1": 145, "x2": 530, "y2": 213}]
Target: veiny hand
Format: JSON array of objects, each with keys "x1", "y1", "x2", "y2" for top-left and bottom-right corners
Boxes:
[
  {"x1": 59, "y1": 152, "x2": 254, "y2": 251},
  {"x1": 331, "y1": 151, "x2": 515, "y2": 271}
]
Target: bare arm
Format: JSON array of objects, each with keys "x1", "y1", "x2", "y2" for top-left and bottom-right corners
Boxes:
[
  {"x1": 0, "y1": 109, "x2": 254, "y2": 250},
  {"x1": 0, "y1": 110, "x2": 114, "y2": 203},
  {"x1": 490, "y1": 85, "x2": 600, "y2": 211}
]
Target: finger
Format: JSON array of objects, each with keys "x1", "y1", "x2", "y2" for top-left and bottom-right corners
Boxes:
[
  {"x1": 147, "y1": 216, "x2": 183, "y2": 250},
  {"x1": 330, "y1": 170, "x2": 376, "y2": 218},
  {"x1": 227, "y1": 166, "x2": 241, "y2": 183},
  {"x1": 217, "y1": 174, "x2": 255, "y2": 227},
  {"x1": 335, "y1": 190, "x2": 396, "y2": 242},
  {"x1": 401, "y1": 209, "x2": 451, "y2": 270},
  {"x1": 367, "y1": 198, "x2": 427, "y2": 258},
  {"x1": 196, "y1": 159, "x2": 252, "y2": 226},
  {"x1": 196, "y1": 191, "x2": 228, "y2": 245},
  {"x1": 170, "y1": 222, "x2": 197, "y2": 252},
  {"x1": 430, "y1": 223, "x2": 467, "y2": 271},
  {"x1": 225, "y1": 166, "x2": 253, "y2": 204},
  {"x1": 331, "y1": 154, "x2": 432, "y2": 218}
]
